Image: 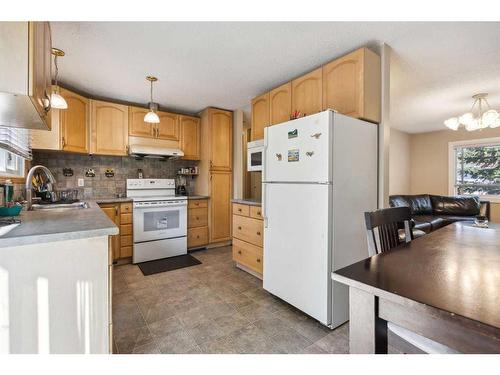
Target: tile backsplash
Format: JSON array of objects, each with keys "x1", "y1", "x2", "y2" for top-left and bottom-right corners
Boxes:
[{"x1": 32, "y1": 152, "x2": 198, "y2": 199}]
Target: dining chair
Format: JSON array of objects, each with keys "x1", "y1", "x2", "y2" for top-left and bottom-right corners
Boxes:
[
  {"x1": 364, "y1": 206, "x2": 412, "y2": 256},
  {"x1": 363, "y1": 206, "x2": 459, "y2": 354}
]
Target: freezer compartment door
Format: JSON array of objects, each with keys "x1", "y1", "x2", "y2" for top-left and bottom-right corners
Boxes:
[
  {"x1": 264, "y1": 111, "x2": 332, "y2": 183},
  {"x1": 263, "y1": 182, "x2": 331, "y2": 325}
]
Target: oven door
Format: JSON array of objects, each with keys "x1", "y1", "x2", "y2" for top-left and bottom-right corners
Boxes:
[
  {"x1": 247, "y1": 147, "x2": 263, "y2": 171},
  {"x1": 133, "y1": 201, "x2": 187, "y2": 243}
]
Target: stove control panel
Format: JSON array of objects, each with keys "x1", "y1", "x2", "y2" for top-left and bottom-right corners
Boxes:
[{"x1": 127, "y1": 178, "x2": 175, "y2": 189}]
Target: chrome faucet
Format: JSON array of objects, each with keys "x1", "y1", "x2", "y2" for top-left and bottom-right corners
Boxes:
[{"x1": 25, "y1": 165, "x2": 56, "y2": 210}]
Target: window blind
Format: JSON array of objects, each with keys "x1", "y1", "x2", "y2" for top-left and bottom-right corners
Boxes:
[{"x1": 0, "y1": 126, "x2": 32, "y2": 160}]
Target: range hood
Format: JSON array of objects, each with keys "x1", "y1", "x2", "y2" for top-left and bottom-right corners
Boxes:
[{"x1": 128, "y1": 144, "x2": 184, "y2": 159}]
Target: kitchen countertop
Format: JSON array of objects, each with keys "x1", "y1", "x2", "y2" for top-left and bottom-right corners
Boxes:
[
  {"x1": 0, "y1": 201, "x2": 119, "y2": 248},
  {"x1": 231, "y1": 198, "x2": 262, "y2": 207},
  {"x1": 187, "y1": 195, "x2": 210, "y2": 200}
]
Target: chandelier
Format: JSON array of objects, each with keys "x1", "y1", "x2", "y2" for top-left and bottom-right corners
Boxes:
[{"x1": 444, "y1": 93, "x2": 500, "y2": 131}]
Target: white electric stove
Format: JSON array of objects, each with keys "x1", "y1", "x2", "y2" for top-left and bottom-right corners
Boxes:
[{"x1": 127, "y1": 178, "x2": 187, "y2": 263}]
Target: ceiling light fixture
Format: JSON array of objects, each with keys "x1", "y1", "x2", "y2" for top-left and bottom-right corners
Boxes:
[
  {"x1": 50, "y1": 48, "x2": 68, "y2": 109},
  {"x1": 144, "y1": 76, "x2": 160, "y2": 124},
  {"x1": 444, "y1": 93, "x2": 499, "y2": 131}
]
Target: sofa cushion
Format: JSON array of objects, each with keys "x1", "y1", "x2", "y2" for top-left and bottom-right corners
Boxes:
[
  {"x1": 430, "y1": 195, "x2": 480, "y2": 216},
  {"x1": 389, "y1": 194, "x2": 433, "y2": 215},
  {"x1": 413, "y1": 215, "x2": 446, "y2": 231},
  {"x1": 412, "y1": 219, "x2": 432, "y2": 233},
  {"x1": 437, "y1": 215, "x2": 477, "y2": 224}
]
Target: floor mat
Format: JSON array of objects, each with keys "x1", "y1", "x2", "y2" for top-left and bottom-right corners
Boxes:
[{"x1": 137, "y1": 254, "x2": 201, "y2": 276}]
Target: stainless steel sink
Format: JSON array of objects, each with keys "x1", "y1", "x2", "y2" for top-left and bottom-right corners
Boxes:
[{"x1": 31, "y1": 201, "x2": 90, "y2": 211}]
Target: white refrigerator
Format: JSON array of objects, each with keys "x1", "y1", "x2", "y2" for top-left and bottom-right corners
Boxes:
[{"x1": 262, "y1": 110, "x2": 378, "y2": 328}]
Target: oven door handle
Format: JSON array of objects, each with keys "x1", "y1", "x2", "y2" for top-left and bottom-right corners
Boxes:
[{"x1": 134, "y1": 203, "x2": 187, "y2": 209}]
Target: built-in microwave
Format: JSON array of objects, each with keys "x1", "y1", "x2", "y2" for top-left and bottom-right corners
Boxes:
[{"x1": 247, "y1": 139, "x2": 264, "y2": 172}]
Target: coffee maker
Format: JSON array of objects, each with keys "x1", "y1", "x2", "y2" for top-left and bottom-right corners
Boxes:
[{"x1": 176, "y1": 175, "x2": 188, "y2": 196}]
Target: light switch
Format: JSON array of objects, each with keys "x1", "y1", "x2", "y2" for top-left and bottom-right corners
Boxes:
[{"x1": 78, "y1": 178, "x2": 84, "y2": 187}]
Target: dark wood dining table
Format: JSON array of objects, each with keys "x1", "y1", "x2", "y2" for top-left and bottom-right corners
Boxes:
[{"x1": 332, "y1": 221, "x2": 500, "y2": 353}]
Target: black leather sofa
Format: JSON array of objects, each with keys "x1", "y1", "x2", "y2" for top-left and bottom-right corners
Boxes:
[{"x1": 389, "y1": 194, "x2": 490, "y2": 234}]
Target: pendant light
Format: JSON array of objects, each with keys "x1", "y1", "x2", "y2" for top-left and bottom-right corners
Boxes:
[
  {"x1": 50, "y1": 48, "x2": 68, "y2": 109},
  {"x1": 144, "y1": 76, "x2": 160, "y2": 124},
  {"x1": 444, "y1": 93, "x2": 499, "y2": 131}
]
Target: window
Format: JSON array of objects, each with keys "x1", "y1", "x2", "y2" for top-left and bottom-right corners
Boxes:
[
  {"x1": 449, "y1": 138, "x2": 500, "y2": 197},
  {"x1": 0, "y1": 126, "x2": 30, "y2": 179},
  {"x1": 0, "y1": 149, "x2": 25, "y2": 178}
]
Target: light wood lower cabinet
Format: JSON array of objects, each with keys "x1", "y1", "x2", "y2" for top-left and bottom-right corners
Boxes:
[
  {"x1": 187, "y1": 198, "x2": 209, "y2": 250},
  {"x1": 232, "y1": 202, "x2": 263, "y2": 278},
  {"x1": 99, "y1": 202, "x2": 133, "y2": 261}
]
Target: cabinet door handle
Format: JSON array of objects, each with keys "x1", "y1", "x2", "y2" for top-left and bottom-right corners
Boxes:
[
  {"x1": 238, "y1": 250, "x2": 242, "y2": 255},
  {"x1": 238, "y1": 208, "x2": 242, "y2": 212},
  {"x1": 256, "y1": 258, "x2": 261, "y2": 263},
  {"x1": 61, "y1": 137, "x2": 66, "y2": 148},
  {"x1": 238, "y1": 226, "x2": 242, "y2": 230},
  {"x1": 115, "y1": 206, "x2": 119, "y2": 216},
  {"x1": 196, "y1": 217, "x2": 199, "y2": 220},
  {"x1": 257, "y1": 231, "x2": 261, "y2": 236},
  {"x1": 196, "y1": 235, "x2": 200, "y2": 239}
]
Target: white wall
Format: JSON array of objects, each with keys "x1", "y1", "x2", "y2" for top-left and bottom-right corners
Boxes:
[{"x1": 389, "y1": 128, "x2": 411, "y2": 195}]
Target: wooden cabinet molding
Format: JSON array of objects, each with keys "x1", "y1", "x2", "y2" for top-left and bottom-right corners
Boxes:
[
  {"x1": 90, "y1": 100, "x2": 129, "y2": 156},
  {"x1": 291, "y1": 67, "x2": 323, "y2": 117},
  {"x1": 322, "y1": 47, "x2": 381, "y2": 123},
  {"x1": 209, "y1": 171, "x2": 232, "y2": 243},
  {"x1": 179, "y1": 115, "x2": 201, "y2": 160},
  {"x1": 269, "y1": 82, "x2": 291, "y2": 126},
  {"x1": 209, "y1": 108, "x2": 233, "y2": 171},
  {"x1": 251, "y1": 92, "x2": 269, "y2": 141},
  {"x1": 60, "y1": 88, "x2": 90, "y2": 153}
]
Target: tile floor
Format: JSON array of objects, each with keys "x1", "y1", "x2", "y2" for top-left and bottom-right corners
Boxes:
[{"x1": 112, "y1": 246, "x2": 399, "y2": 354}]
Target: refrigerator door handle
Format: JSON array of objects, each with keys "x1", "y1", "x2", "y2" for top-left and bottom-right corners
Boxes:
[{"x1": 262, "y1": 128, "x2": 268, "y2": 227}]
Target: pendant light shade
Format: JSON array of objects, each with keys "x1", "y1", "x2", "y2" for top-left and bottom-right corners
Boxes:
[
  {"x1": 144, "y1": 76, "x2": 160, "y2": 124},
  {"x1": 144, "y1": 109, "x2": 160, "y2": 123},
  {"x1": 51, "y1": 48, "x2": 68, "y2": 109}
]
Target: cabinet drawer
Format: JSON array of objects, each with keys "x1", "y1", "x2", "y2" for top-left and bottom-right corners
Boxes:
[
  {"x1": 121, "y1": 235, "x2": 133, "y2": 247},
  {"x1": 249, "y1": 205, "x2": 263, "y2": 220},
  {"x1": 233, "y1": 203, "x2": 249, "y2": 217},
  {"x1": 188, "y1": 199, "x2": 208, "y2": 209},
  {"x1": 232, "y1": 238, "x2": 263, "y2": 274},
  {"x1": 121, "y1": 203, "x2": 132, "y2": 213},
  {"x1": 232, "y1": 214, "x2": 263, "y2": 247},
  {"x1": 120, "y1": 224, "x2": 132, "y2": 236},
  {"x1": 120, "y1": 246, "x2": 132, "y2": 258},
  {"x1": 188, "y1": 207, "x2": 208, "y2": 228},
  {"x1": 121, "y1": 213, "x2": 132, "y2": 224},
  {"x1": 187, "y1": 226, "x2": 209, "y2": 248}
]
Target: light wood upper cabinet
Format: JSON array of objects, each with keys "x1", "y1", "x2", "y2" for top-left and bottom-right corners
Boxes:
[
  {"x1": 179, "y1": 115, "x2": 200, "y2": 160},
  {"x1": 323, "y1": 47, "x2": 381, "y2": 123},
  {"x1": 209, "y1": 108, "x2": 233, "y2": 171},
  {"x1": 60, "y1": 88, "x2": 90, "y2": 153},
  {"x1": 270, "y1": 82, "x2": 291, "y2": 126},
  {"x1": 291, "y1": 67, "x2": 323, "y2": 117},
  {"x1": 30, "y1": 22, "x2": 52, "y2": 126},
  {"x1": 157, "y1": 111, "x2": 180, "y2": 141},
  {"x1": 90, "y1": 100, "x2": 129, "y2": 156},
  {"x1": 0, "y1": 22, "x2": 52, "y2": 130},
  {"x1": 209, "y1": 171, "x2": 232, "y2": 243},
  {"x1": 129, "y1": 106, "x2": 154, "y2": 138},
  {"x1": 250, "y1": 92, "x2": 269, "y2": 141}
]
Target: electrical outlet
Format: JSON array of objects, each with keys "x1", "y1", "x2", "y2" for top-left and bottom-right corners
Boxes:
[{"x1": 78, "y1": 178, "x2": 84, "y2": 187}]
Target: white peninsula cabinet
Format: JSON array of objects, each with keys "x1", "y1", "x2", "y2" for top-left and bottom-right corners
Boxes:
[{"x1": 0, "y1": 202, "x2": 118, "y2": 354}]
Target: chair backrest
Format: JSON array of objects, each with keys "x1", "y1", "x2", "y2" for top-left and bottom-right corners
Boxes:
[{"x1": 364, "y1": 207, "x2": 412, "y2": 256}]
